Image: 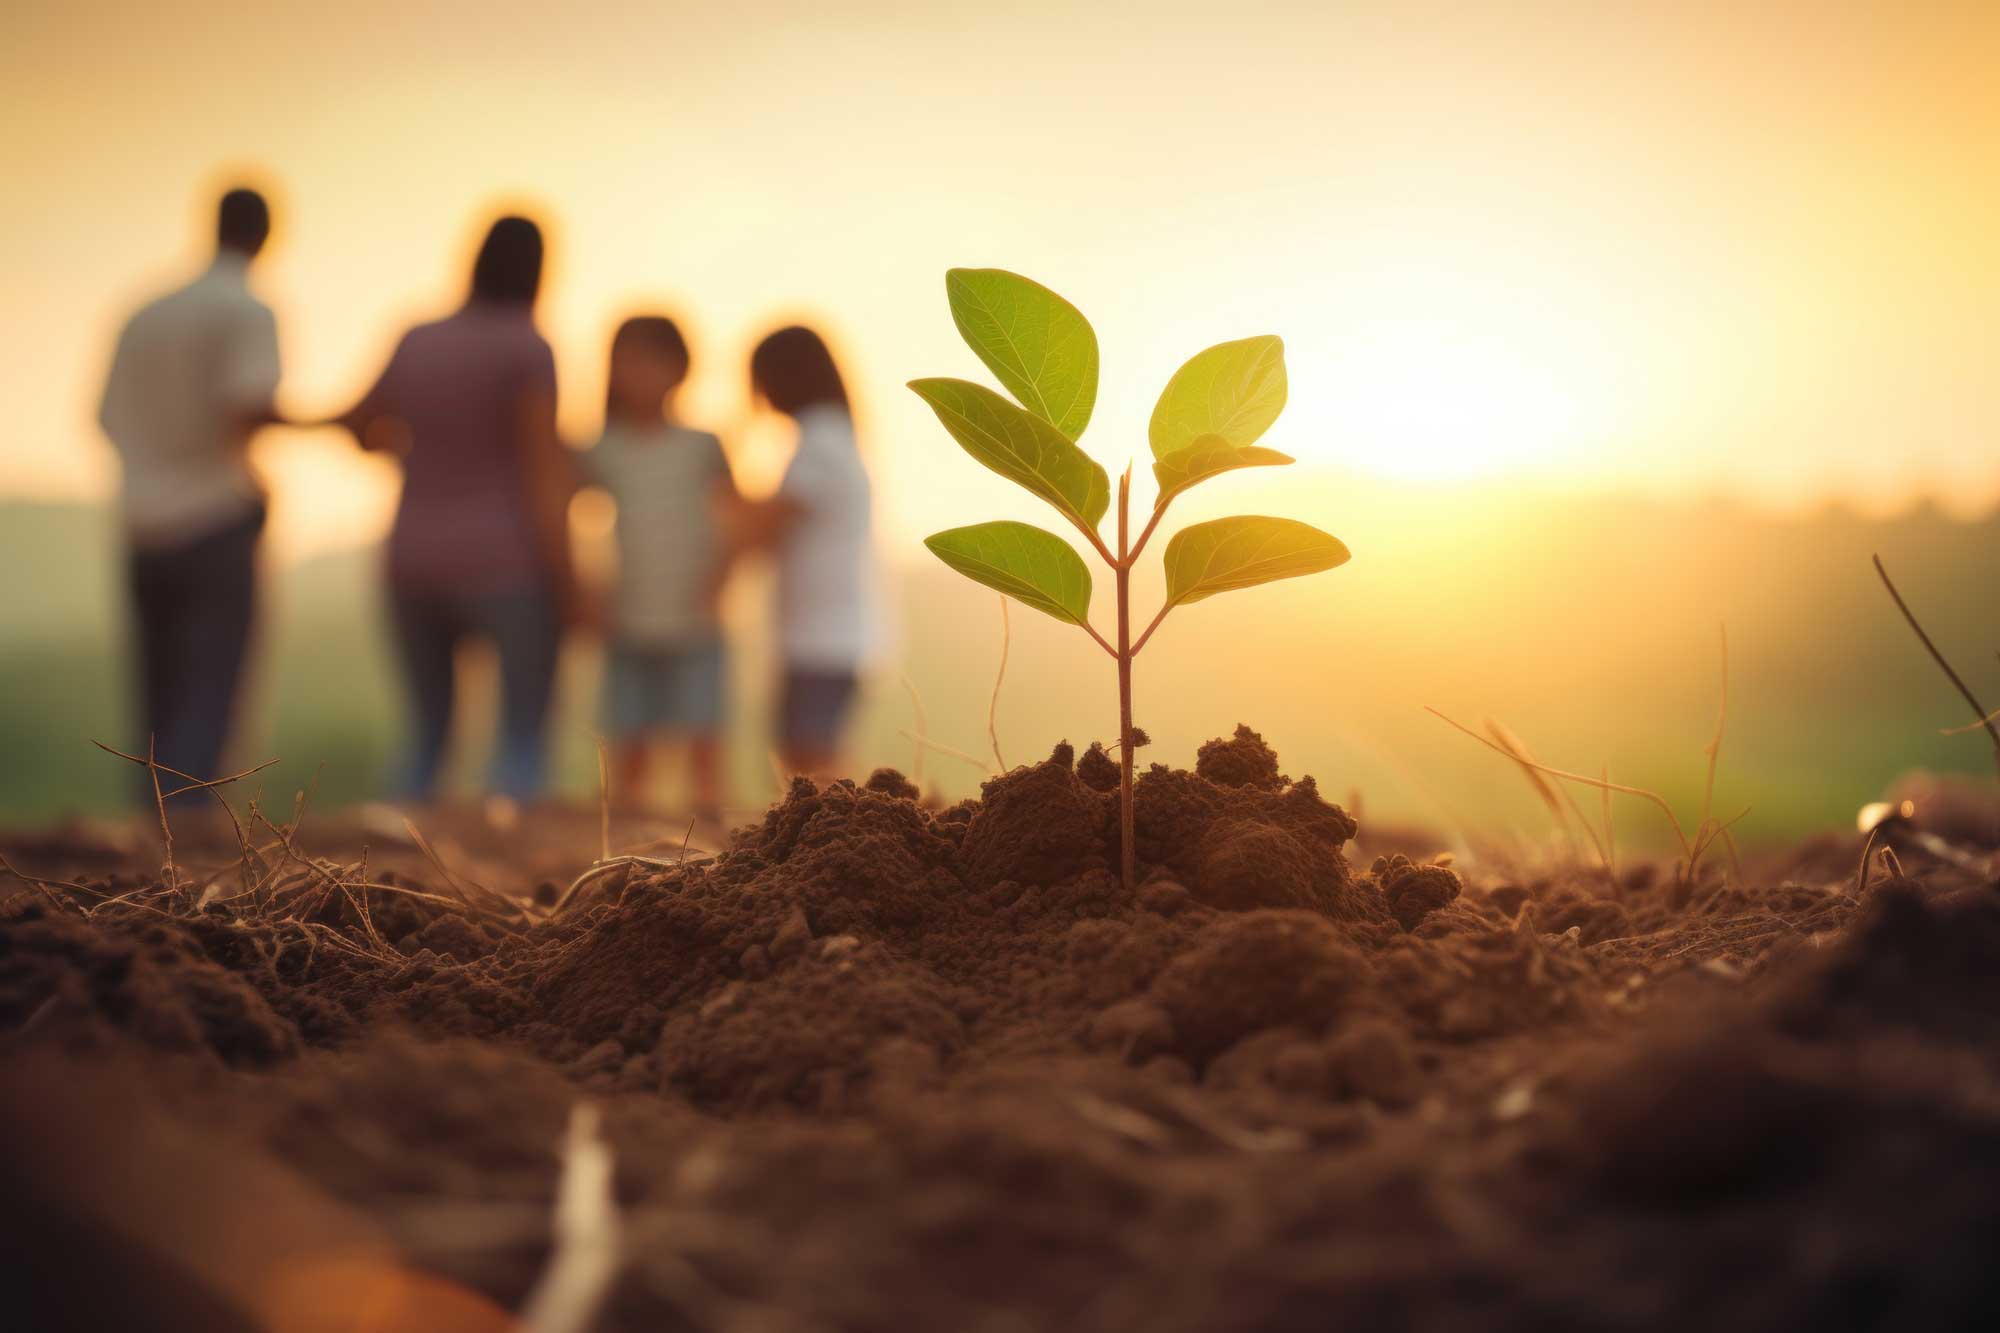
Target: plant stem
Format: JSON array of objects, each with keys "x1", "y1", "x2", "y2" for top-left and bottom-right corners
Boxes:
[
  {"x1": 1126, "y1": 501, "x2": 1168, "y2": 566},
  {"x1": 1116, "y1": 466, "x2": 1136, "y2": 893}
]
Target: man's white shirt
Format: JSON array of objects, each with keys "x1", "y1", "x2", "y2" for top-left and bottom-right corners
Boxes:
[{"x1": 98, "y1": 253, "x2": 278, "y2": 547}]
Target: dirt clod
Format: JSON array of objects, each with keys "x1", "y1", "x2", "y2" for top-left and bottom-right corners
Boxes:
[
  {"x1": 959, "y1": 744, "x2": 1105, "y2": 890},
  {"x1": 1150, "y1": 910, "x2": 1370, "y2": 1065},
  {"x1": 1373, "y1": 853, "x2": 1464, "y2": 931},
  {"x1": 1195, "y1": 723, "x2": 1286, "y2": 790}
]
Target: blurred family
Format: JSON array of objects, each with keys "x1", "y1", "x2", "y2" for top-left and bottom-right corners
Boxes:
[{"x1": 97, "y1": 187, "x2": 877, "y2": 816}]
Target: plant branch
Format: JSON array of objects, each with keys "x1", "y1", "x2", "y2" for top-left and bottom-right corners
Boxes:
[
  {"x1": 1130, "y1": 602, "x2": 1173, "y2": 657},
  {"x1": 1125, "y1": 500, "x2": 1169, "y2": 567},
  {"x1": 1081, "y1": 621, "x2": 1118, "y2": 658},
  {"x1": 1076, "y1": 518, "x2": 1117, "y2": 567},
  {"x1": 1873, "y1": 553, "x2": 2000, "y2": 774}
]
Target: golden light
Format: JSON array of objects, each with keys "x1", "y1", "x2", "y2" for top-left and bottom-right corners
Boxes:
[{"x1": 1281, "y1": 262, "x2": 1616, "y2": 484}]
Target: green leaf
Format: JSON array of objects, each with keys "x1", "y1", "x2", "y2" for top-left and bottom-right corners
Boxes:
[
  {"x1": 946, "y1": 269, "x2": 1099, "y2": 441},
  {"x1": 924, "y1": 521, "x2": 1094, "y2": 626},
  {"x1": 1162, "y1": 515, "x2": 1349, "y2": 608},
  {"x1": 1148, "y1": 336, "x2": 1288, "y2": 459},
  {"x1": 1152, "y1": 433, "x2": 1294, "y2": 508},
  {"x1": 908, "y1": 378, "x2": 1111, "y2": 534}
]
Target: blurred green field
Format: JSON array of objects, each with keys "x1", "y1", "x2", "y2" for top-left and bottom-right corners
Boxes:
[{"x1": 3, "y1": 477, "x2": 1995, "y2": 851}]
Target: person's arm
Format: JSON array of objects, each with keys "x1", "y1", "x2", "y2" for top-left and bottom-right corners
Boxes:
[
  {"x1": 719, "y1": 491, "x2": 803, "y2": 555},
  {"x1": 722, "y1": 435, "x2": 807, "y2": 554},
  {"x1": 708, "y1": 431, "x2": 740, "y2": 505},
  {"x1": 307, "y1": 336, "x2": 409, "y2": 452},
  {"x1": 698, "y1": 435, "x2": 747, "y2": 610},
  {"x1": 217, "y1": 302, "x2": 285, "y2": 438},
  {"x1": 517, "y1": 382, "x2": 583, "y2": 624},
  {"x1": 97, "y1": 323, "x2": 135, "y2": 453}
]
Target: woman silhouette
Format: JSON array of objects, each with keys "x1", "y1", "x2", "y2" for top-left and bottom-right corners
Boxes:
[{"x1": 331, "y1": 216, "x2": 578, "y2": 800}]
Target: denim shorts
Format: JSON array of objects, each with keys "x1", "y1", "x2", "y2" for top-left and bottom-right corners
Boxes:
[
  {"x1": 602, "y1": 638, "x2": 726, "y2": 737},
  {"x1": 778, "y1": 668, "x2": 859, "y2": 751}
]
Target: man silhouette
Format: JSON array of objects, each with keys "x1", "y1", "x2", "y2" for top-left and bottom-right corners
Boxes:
[{"x1": 97, "y1": 186, "x2": 285, "y2": 797}]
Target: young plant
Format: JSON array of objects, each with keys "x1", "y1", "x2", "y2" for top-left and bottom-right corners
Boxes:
[{"x1": 910, "y1": 268, "x2": 1350, "y2": 890}]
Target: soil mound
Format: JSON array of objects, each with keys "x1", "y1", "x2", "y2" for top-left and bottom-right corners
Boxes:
[
  {"x1": 1149, "y1": 910, "x2": 1370, "y2": 1064},
  {"x1": 9, "y1": 729, "x2": 1997, "y2": 1330},
  {"x1": 959, "y1": 744, "x2": 1109, "y2": 889},
  {"x1": 0, "y1": 907, "x2": 296, "y2": 1064},
  {"x1": 1195, "y1": 723, "x2": 1287, "y2": 790}
]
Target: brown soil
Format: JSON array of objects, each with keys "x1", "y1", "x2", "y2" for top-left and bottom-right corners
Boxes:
[{"x1": 3, "y1": 726, "x2": 1999, "y2": 1331}]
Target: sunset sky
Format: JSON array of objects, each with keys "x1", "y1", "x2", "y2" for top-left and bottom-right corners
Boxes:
[{"x1": 8, "y1": 1, "x2": 1999, "y2": 561}]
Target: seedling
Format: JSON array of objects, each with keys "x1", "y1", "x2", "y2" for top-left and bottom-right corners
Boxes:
[{"x1": 910, "y1": 268, "x2": 1350, "y2": 890}]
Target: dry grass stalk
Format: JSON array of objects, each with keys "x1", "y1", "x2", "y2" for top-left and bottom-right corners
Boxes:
[
  {"x1": 989, "y1": 595, "x2": 1010, "y2": 772},
  {"x1": 595, "y1": 734, "x2": 611, "y2": 864},
  {"x1": 1855, "y1": 822, "x2": 1884, "y2": 895},
  {"x1": 89, "y1": 743, "x2": 280, "y2": 897},
  {"x1": 898, "y1": 673, "x2": 928, "y2": 793},
  {"x1": 1599, "y1": 762, "x2": 1617, "y2": 880},
  {"x1": 1430, "y1": 623, "x2": 1738, "y2": 893},
  {"x1": 1483, "y1": 719, "x2": 1578, "y2": 847},
  {"x1": 1483, "y1": 717, "x2": 1613, "y2": 882},
  {"x1": 896, "y1": 730, "x2": 993, "y2": 774},
  {"x1": 1939, "y1": 704, "x2": 2000, "y2": 736},
  {"x1": 1685, "y1": 624, "x2": 1732, "y2": 884},
  {"x1": 1428, "y1": 707, "x2": 1693, "y2": 868},
  {"x1": 399, "y1": 815, "x2": 520, "y2": 921},
  {"x1": 1874, "y1": 552, "x2": 2000, "y2": 775}
]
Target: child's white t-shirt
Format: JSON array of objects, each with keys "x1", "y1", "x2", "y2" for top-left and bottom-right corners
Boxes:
[
  {"x1": 775, "y1": 405, "x2": 879, "y2": 671},
  {"x1": 579, "y1": 422, "x2": 729, "y2": 646}
]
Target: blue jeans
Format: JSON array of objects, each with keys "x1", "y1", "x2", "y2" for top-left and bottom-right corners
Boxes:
[
  {"x1": 126, "y1": 503, "x2": 264, "y2": 806},
  {"x1": 388, "y1": 583, "x2": 560, "y2": 800}
]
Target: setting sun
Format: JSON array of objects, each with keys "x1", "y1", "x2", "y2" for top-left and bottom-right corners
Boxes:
[{"x1": 1294, "y1": 293, "x2": 1603, "y2": 482}]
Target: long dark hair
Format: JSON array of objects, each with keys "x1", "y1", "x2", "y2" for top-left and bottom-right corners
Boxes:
[
  {"x1": 605, "y1": 315, "x2": 690, "y2": 419},
  {"x1": 750, "y1": 325, "x2": 849, "y2": 417},
  {"x1": 470, "y1": 215, "x2": 543, "y2": 307}
]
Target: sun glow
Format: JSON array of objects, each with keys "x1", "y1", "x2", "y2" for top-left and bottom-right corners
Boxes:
[{"x1": 1279, "y1": 263, "x2": 1619, "y2": 484}]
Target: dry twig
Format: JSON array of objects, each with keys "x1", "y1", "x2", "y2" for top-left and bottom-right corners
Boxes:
[
  {"x1": 898, "y1": 673, "x2": 928, "y2": 793},
  {"x1": 521, "y1": 1103, "x2": 622, "y2": 1333},
  {"x1": 1427, "y1": 707, "x2": 1693, "y2": 866},
  {"x1": 1874, "y1": 553, "x2": 2000, "y2": 775},
  {"x1": 989, "y1": 595, "x2": 1010, "y2": 772},
  {"x1": 594, "y1": 735, "x2": 611, "y2": 864},
  {"x1": 896, "y1": 729, "x2": 994, "y2": 774}
]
